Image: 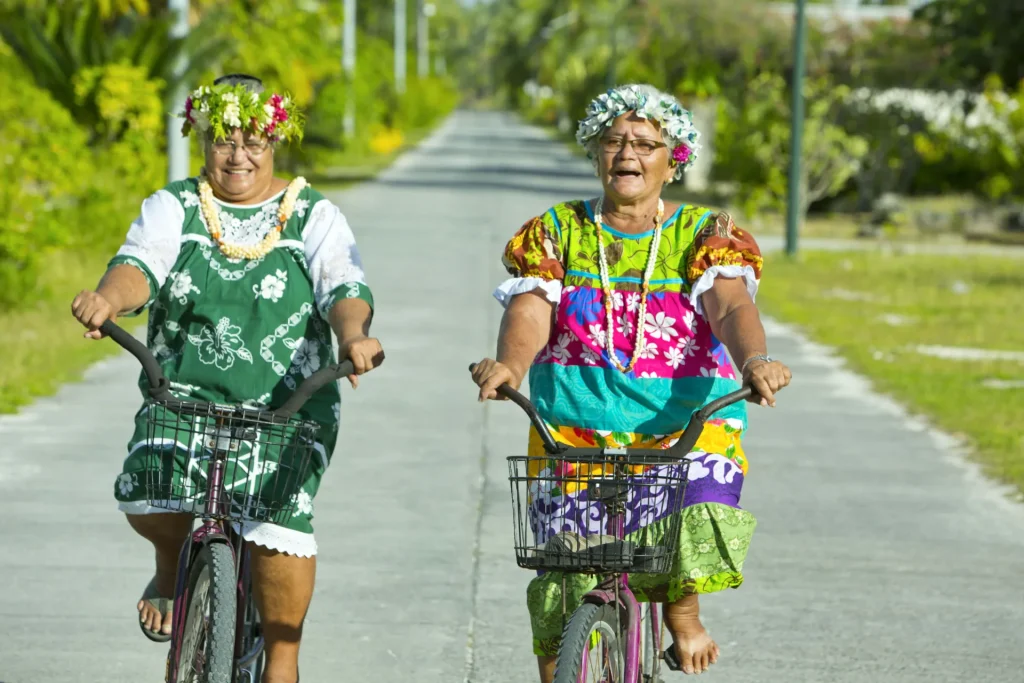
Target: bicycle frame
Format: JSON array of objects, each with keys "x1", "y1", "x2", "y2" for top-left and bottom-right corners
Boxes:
[
  {"x1": 573, "y1": 468, "x2": 659, "y2": 683},
  {"x1": 166, "y1": 414, "x2": 260, "y2": 682}
]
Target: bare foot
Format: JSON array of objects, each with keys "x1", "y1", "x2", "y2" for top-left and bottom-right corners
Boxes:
[{"x1": 664, "y1": 595, "x2": 719, "y2": 675}]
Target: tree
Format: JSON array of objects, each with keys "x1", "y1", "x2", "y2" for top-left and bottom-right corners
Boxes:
[
  {"x1": 716, "y1": 74, "x2": 869, "y2": 226},
  {"x1": 914, "y1": 0, "x2": 1024, "y2": 89}
]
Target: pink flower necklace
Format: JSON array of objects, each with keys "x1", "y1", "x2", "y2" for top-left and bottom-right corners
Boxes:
[{"x1": 593, "y1": 196, "x2": 665, "y2": 374}]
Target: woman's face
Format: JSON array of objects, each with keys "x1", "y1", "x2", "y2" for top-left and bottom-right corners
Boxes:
[
  {"x1": 597, "y1": 113, "x2": 675, "y2": 205},
  {"x1": 204, "y1": 128, "x2": 274, "y2": 203}
]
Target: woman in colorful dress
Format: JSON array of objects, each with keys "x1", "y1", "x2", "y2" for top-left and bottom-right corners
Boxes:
[
  {"x1": 71, "y1": 74, "x2": 382, "y2": 683},
  {"x1": 471, "y1": 83, "x2": 792, "y2": 680}
]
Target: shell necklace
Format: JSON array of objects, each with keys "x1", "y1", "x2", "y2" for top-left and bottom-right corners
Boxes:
[
  {"x1": 594, "y1": 196, "x2": 665, "y2": 373},
  {"x1": 197, "y1": 172, "x2": 307, "y2": 260}
]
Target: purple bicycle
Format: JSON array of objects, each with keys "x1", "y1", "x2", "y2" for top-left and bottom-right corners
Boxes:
[
  {"x1": 473, "y1": 364, "x2": 751, "y2": 683},
  {"x1": 104, "y1": 320, "x2": 361, "y2": 683}
]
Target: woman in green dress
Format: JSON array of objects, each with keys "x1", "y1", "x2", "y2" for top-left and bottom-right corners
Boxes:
[{"x1": 71, "y1": 74, "x2": 382, "y2": 683}]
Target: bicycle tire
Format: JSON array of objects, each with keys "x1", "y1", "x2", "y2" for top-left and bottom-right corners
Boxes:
[
  {"x1": 640, "y1": 604, "x2": 661, "y2": 683},
  {"x1": 175, "y1": 542, "x2": 236, "y2": 683},
  {"x1": 553, "y1": 602, "x2": 626, "y2": 683}
]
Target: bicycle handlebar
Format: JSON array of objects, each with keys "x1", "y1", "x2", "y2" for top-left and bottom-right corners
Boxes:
[
  {"x1": 469, "y1": 363, "x2": 755, "y2": 457},
  {"x1": 101, "y1": 320, "x2": 361, "y2": 419}
]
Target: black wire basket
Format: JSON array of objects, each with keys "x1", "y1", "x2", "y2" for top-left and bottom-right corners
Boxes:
[
  {"x1": 138, "y1": 400, "x2": 322, "y2": 526},
  {"x1": 507, "y1": 453, "x2": 691, "y2": 574}
]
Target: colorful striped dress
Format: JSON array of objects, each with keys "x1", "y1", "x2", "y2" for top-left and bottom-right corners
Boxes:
[{"x1": 494, "y1": 200, "x2": 764, "y2": 655}]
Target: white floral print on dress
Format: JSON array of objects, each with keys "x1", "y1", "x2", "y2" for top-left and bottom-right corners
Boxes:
[
  {"x1": 187, "y1": 317, "x2": 255, "y2": 371},
  {"x1": 168, "y1": 269, "x2": 201, "y2": 304},
  {"x1": 286, "y1": 338, "x2": 322, "y2": 378},
  {"x1": 644, "y1": 311, "x2": 679, "y2": 341},
  {"x1": 117, "y1": 473, "x2": 137, "y2": 496},
  {"x1": 254, "y1": 269, "x2": 288, "y2": 302},
  {"x1": 291, "y1": 490, "x2": 314, "y2": 517},
  {"x1": 551, "y1": 333, "x2": 573, "y2": 363}
]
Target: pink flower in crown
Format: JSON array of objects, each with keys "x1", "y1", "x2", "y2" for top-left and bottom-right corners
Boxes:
[
  {"x1": 273, "y1": 107, "x2": 289, "y2": 123},
  {"x1": 269, "y1": 93, "x2": 283, "y2": 107},
  {"x1": 672, "y1": 144, "x2": 692, "y2": 165},
  {"x1": 264, "y1": 121, "x2": 277, "y2": 136}
]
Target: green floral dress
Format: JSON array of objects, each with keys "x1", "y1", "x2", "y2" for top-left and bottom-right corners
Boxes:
[{"x1": 109, "y1": 177, "x2": 373, "y2": 557}]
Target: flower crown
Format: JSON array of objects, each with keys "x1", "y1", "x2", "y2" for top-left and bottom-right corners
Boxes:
[
  {"x1": 180, "y1": 83, "x2": 304, "y2": 144},
  {"x1": 576, "y1": 85, "x2": 701, "y2": 181}
]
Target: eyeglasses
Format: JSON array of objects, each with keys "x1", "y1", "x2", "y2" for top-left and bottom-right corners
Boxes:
[
  {"x1": 599, "y1": 137, "x2": 667, "y2": 156},
  {"x1": 210, "y1": 139, "x2": 272, "y2": 156}
]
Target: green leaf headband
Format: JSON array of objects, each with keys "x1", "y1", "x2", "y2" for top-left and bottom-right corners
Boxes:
[
  {"x1": 180, "y1": 83, "x2": 304, "y2": 144},
  {"x1": 576, "y1": 85, "x2": 701, "y2": 181}
]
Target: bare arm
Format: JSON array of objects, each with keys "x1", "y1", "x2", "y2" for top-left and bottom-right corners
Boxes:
[
  {"x1": 327, "y1": 297, "x2": 383, "y2": 388},
  {"x1": 473, "y1": 290, "x2": 555, "y2": 401},
  {"x1": 701, "y1": 277, "x2": 791, "y2": 406},
  {"x1": 701, "y1": 278, "x2": 767, "y2": 369},
  {"x1": 71, "y1": 265, "x2": 152, "y2": 339}
]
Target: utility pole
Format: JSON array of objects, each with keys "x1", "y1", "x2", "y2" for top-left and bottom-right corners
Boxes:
[
  {"x1": 342, "y1": 0, "x2": 356, "y2": 138},
  {"x1": 395, "y1": 0, "x2": 407, "y2": 94},
  {"x1": 166, "y1": 0, "x2": 190, "y2": 182},
  {"x1": 785, "y1": 0, "x2": 808, "y2": 257},
  {"x1": 418, "y1": 1, "x2": 434, "y2": 78}
]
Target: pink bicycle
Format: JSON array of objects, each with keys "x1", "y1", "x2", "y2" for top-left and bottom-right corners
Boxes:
[{"x1": 473, "y1": 364, "x2": 752, "y2": 682}]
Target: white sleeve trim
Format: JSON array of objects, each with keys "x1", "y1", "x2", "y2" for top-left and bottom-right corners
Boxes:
[
  {"x1": 688, "y1": 265, "x2": 759, "y2": 316},
  {"x1": 302, "y1": 198, "x2": 368, "y2": 316},
  {"x1": 114, "y1": 189, "x2": 185, "y2": 289},
  {"x1": 493, "y1": 277, "x2": 563, "y2": 308}
]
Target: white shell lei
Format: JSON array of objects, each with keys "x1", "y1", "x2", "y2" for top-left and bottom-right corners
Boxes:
[
  {"x1": 198, "y1": 175, "x2": 307, "y2": 260},
  {"x1": 594, "y1": 196, "x2": 665, "y2": 373}
]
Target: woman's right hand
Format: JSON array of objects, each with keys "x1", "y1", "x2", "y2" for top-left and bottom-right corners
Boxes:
[
  {"x1": 71, "y1": 290, "x2": 117, "y2": 340},
  {"x1": 472, "y1": 358, "x2": 524, "y2": 402}
]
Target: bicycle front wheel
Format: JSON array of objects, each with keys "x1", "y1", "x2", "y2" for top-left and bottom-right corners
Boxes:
[
  {"x1": 175, "y1": 542, "x2": 237, "y2": 683},
  {"x1": 553, "y1": 602, "x2": 626, "y2": 683}
]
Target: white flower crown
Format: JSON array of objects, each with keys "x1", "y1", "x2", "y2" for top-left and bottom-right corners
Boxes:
[{"x1": 576, "y1": 85, "x2": 701, "y2": 181}]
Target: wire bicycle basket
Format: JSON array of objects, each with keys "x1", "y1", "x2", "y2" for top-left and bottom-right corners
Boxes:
[
  {"x1": 139, "y1": 399, "x2": 322, "y2": 526},
  {"x1": 507, "y1": 452, "x2": 691, "y2": 574}
]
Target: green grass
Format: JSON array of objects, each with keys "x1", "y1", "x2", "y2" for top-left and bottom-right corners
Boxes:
[
  {"x1": 758, "y1": 250, "x2": 1024, "y2": 495},
  {"x1": 0, "y1": 250, "x2": 147, "y2": 413}
]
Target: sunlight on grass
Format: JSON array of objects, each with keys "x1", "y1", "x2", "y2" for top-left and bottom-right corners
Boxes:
[{"x1": 759, "y1": 250, "x2": 1024, "y2": 493}]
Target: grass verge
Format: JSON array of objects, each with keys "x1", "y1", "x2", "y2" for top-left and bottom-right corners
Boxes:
[
  {"x1": 757, "y1": 250, "x2": 1024, "y2": 495},
  {"x1": 0, "y1": 250, "x2": 146, "y2": 413}
]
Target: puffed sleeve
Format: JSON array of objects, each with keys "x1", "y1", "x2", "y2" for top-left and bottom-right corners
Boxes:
[
  {"x1": 493, "y1": 211, "x2": 566, "y2": 308},
  {"x1": 107, "y1": 189, "x2": 185, "y2": 313},
  {"x1": 686, "y1": 212, "x2": 764, "y2": 316},
  {"x1": 301, "y1": 197, "x2": 373, "y2": 318}
]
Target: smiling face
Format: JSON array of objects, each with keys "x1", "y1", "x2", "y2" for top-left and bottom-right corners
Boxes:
[
  {"x1": 596, "y1": 113, "x2": 676, "y2": 205},
  {"x1": 203, "y1": 127, "x2": 275, "y2": 204}
]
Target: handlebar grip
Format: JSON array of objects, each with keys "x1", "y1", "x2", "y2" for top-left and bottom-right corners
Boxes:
[
  {"x1": 99, "y1": 320, "x2": 173, "y2": 402},
  {"x1": 468, "y1": 363, "x2": 566, "y2": 455},
  {"x1": 273, "y1": 360, "x2": 357, "y2": 419}
]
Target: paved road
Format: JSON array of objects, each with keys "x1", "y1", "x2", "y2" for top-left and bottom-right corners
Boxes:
[{"x1": 2, "y1": 111, "x2": 1023, "y2": 682}]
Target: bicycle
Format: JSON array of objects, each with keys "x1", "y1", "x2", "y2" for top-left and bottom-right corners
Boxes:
[
  {"x1": 104, "y1": 320, "x2": 361, "y2": 683},
  {"x1": 470, "y1": 363, "x2": 753, "y2": 683}
]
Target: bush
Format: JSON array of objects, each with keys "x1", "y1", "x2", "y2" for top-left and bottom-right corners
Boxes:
[{"x1": 0, "y1": 70, "x2": 96, "y2": 309}]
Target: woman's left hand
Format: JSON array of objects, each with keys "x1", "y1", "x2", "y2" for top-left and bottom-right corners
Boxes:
[
  {"x1": 339, "y1": 335, "x2": 384, "y2": 388},
  {"x1": 744, "y1": 360, "x2": 792, "y2": 408}
]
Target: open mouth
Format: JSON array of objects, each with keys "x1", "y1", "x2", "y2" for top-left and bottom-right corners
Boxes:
[
  {"x1": 613, "y1": 169, "x2": 641, "y2": 178},
  {"x1": 225, "y1": 169, "x2": 253, "y2": 176}
]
